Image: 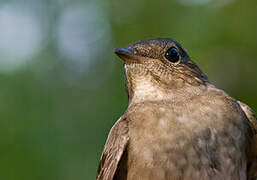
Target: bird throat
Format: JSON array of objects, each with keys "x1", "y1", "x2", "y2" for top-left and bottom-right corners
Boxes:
[{"x1": 124, "y1": 63, "x2": 207, "y2": 106}]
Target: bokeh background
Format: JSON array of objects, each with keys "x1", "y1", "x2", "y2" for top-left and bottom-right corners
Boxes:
[{"x1": 0, "y1": 0, "x2": 256, "y2": 179}]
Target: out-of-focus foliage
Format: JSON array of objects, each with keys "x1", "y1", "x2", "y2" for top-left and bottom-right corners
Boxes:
[{"x1": 0, "y1": 0, "x2": 256, "y2": 179}]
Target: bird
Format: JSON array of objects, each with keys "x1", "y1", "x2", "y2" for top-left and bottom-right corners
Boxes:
[{"x1": 96, "y1": 38, "x2": 257, "y2": 180}]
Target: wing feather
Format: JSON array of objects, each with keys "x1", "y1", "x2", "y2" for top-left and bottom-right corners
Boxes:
[
  {"x1": 238, "y1": 101, "x2": 257, "y2": 180},
  {"x1": 96, "y1": 117, "x2": 129, "y2": 180}
]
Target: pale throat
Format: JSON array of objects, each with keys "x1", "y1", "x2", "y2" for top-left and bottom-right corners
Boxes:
[
  {"x1": 127, "y1": 76, "x2": 171, "y2": 106},
  {"x1": 124, "y1": 64, "x2": 206, "y2": 106},
  {"x1": 127, "y1": 77, "x2": 207, "y2": 107}
]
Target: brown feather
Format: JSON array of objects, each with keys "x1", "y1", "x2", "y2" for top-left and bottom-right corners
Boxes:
[
  {"x1": 96, "y1": 117, "x2": 129, "y2": 180},
  {"x1": 238, "y1": 101, "x2": 257, "y2": 180}
]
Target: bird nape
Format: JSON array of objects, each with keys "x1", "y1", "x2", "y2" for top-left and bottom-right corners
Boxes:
[{"x1": 97, "y1": 38, "x2": 257, "y2": 180}]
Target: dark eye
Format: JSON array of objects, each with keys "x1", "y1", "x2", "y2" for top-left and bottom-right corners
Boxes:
[{"x1": 165, "y1": 47, "x2": 180, "y2": 63}]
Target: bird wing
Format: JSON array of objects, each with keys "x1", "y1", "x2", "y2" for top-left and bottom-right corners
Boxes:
[
  {"x1": 96, "y1": 117, "x2": 129, "y2": 180},
  {"x1": 238, "y1": 101, "x2": 257, "y2": 180}
]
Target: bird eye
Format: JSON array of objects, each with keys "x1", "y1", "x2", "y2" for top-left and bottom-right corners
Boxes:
[{"x1": 165, "y1": 47, "x2": 180, "y2": 63}]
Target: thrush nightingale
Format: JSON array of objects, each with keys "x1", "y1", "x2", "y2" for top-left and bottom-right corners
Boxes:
[{"x1": 97, "y1": 38, "x2": 257, "y2": 180}]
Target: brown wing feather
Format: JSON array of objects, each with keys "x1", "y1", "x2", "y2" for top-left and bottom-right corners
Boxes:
[
  {"x1": 238, "y1": 101, "x2": 257, "y2": 180},
  {"x1": 96, "y1": 117, "x2": 129, "y2": 180}
]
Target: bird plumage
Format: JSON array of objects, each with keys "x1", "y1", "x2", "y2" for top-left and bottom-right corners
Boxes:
[{"x1": 97, "y1": 38, "x2": 257, "y2": 180}]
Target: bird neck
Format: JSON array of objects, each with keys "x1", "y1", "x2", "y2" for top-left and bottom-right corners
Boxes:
[{"x1": 125, "y1": 64, "x2": 208, "y2": 106}]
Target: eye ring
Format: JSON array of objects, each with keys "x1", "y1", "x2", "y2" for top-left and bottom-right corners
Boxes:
[{"x1": 165, "y1": 47, "x2": 180, "y2": 63}]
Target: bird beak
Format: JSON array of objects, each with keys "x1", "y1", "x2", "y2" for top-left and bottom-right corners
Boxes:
[
  {"x1": 114, "y1": 48, "x2": 136, "y2": 60},
  {"x1": 114, "y1": 47, "x2": 157, "y2": 65}
]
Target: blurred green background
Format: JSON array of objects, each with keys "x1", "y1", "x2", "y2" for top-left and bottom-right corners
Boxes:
[{"x1": 0, "y1": 0, "x2": 256, "y2": 179}]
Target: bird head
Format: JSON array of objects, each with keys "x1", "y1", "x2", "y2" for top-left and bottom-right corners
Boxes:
[{"x1": 115, "y1": 38, "x2": 209, "y2": 104}]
